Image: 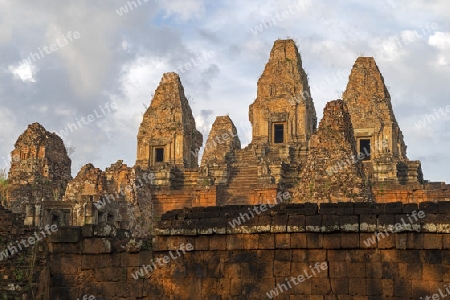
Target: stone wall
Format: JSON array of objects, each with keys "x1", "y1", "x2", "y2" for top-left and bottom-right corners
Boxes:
[
  {"x1": 44, "y1": 202, "x2": 450, "y2": 299},
  {"x1": 373, "y1": 181, "x2": 450, "y2": 203},
  {"x1": 0, "y1": 204, "x2": 49, "y2": 299}
]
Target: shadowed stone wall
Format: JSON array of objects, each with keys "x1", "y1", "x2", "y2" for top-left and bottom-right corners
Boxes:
[{"x1": 41, "y1": 201, "x2": 450, "y2": 299}]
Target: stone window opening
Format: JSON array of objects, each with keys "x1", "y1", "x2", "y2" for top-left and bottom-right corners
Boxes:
[
  {"x1": 359, "y1": 139, "x2": 371, "y2": 161},
  {"x1": 273, "y1": 123, "x2": 285, "y2": 144},
  {"x1": 154, "y1": 147, "x2": 164, "y2": 163}
]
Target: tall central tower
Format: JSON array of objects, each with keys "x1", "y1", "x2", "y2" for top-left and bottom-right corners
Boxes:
[{"x1": 249, "y1": 39, "x2": 317, "y2": 146}]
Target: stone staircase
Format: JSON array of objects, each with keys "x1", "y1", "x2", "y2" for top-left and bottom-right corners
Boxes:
[{"x1": 218, "y1": 149, "x2": 260, "y2": 205}]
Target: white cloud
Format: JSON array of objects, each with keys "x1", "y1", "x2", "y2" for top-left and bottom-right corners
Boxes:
[
  {"x1": 112, "y1": 55, "x2": 172, "y2": 134},
  {"x1": 428, "y1": 31, "x2": 450, "y2": 50},
  {"x1": 428, "y1": 31, "x2": 450, "y2": 65},
  {"x1": 8, "y1": 61, "x2": 37, "y2": 83}
]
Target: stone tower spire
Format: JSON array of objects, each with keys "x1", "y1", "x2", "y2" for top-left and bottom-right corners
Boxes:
[
  {"x1": 7, "y1": 123, "x2": 72, "y2": 211},
  {"x1": 201, "y1": 116, "x2": 241, "y2": 166},
  {"x1": 136, "y1": 73, "x2": 203, "y2": 169},
  {"x1": 343, "y1": 57, "x2": 422, "y2": 183},
  {"x1": 249, "y1": 39, "x2": 317, "y2": 146}
]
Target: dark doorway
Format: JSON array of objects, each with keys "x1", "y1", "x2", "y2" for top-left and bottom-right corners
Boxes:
[
  {"x1": 52, "y1": 214, "x2": 59, "y2": 226},
  {"x1": 155, "y1": 148, "x2": 164, "y2": 162},
  {"x1": 274, "y1": 124, "x2": 284, "y2": 144},
  {"x1": 359, "y1": 139, "x2": 371, "y2": 160}
]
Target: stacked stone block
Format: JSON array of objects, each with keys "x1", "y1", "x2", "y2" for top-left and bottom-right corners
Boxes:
[{"x1": 42, "y1": 202, "x2": 450, "y2": 299}]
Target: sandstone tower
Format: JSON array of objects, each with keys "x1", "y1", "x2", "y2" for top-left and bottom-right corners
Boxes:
[
  {"x1": 134, "y1": 72, "x2": 212, "y2": 215},
  {"x1": 249, "y1": 39, "x2": 317, "y2": 146},
  {"x1": 202, "y1": 39, "x2": 319, "y2": 205},
  {"x1": 342, "y1": 57, "x2": 423, "y2": 184},
  {"x1": 136, "y1": 72, "x2": 203, "y2": 171},
  {"x1": 7, "y1": 123, "x2": 72, "y2": 213},
  {"x1": 200, "y1": 116, "x2": 241, "y2": 185}
]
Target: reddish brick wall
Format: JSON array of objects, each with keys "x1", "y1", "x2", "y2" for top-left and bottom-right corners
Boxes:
[
  {"x1": 152, "y1": 188, "x2": 217, "y2": 217},
  {"x1": 373, "y1": 182, "x2": 450, "y2": 203},
  {"x1": 46, "y1": 202, "x2": 450, "y2": 299}
]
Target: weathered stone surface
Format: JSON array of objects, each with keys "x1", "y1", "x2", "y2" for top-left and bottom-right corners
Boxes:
[
  {"x1": 249, "y1": 39, "x2": 317, "y2": 145},
  {"x1": 0, "y1": 204, "x2": 48, "y2": 299},
  {"x1": 200, "y1": 116, "x2": 240, "y2": 186},
  {"x1": 293, "y1": 100, "x2": 371, "y2": 203},
  {"x1": 201, "y1": 116, "x2": 241, "y2": 166},
  {"x1": 82, "y1": 238, "x2": 113, "y2": 254},
  {"x1": 343, "y1": 57, "x2": 423, "y2": 184},
  {"x1": 214, "y1": 39, "x2": 317, "y2": 204},
  {"x1": 136, "y1": 72, "x2": 203, "y2": 169},
  {"x1": 7, "y1": 123, "x2": 72, "y2": 212},
  {"x1": 63, "y1": 163, "x2": 106, "y2": 202}
]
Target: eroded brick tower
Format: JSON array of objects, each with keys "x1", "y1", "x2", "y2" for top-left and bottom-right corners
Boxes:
[
  {"x1": 249, "y1": 39, "x2": 317, "y2": 146},
  {"x1": 7, "y1": 123, "x2": 72, "y2": 212},
  {"x1": 343, "y1": 57, "x2": 423, "y2": 184}
]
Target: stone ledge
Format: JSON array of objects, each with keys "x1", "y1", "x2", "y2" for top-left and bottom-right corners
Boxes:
[
  {"x1": 48, "y1": 227, "x2": 81, "y2": 243},
  {"x1": 156, "y1": 201, "x2": 450, "y2": 236}
]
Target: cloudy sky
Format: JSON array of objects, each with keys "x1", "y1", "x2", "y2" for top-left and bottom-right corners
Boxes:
[{"x1": 0, "y1": 0, "x2": 449, "y2": 182}]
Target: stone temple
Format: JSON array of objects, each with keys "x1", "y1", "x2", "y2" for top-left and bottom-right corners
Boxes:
[{"x1": 4, "y1": 39, "x2": 450, "y2": 230}]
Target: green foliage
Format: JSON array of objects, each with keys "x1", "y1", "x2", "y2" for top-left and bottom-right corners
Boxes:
[
  {"x1": 0, "y1": 168, "x2": 8, "y2": 202},
  {"x1": 0, "y1": 168, "x2": 7, "y2": 181},
  {"x1": 203, "y1": 178, "x2": 210, "y2": 186},
  {"x1": 17, "y1": 254, "x2": 26, "y2": 264},
  {"x1": 13, "y1": 269, "x2": 24, "y2": 280},
  {"x1": 141, "y1": 239, "x2": 152, "y2": 251}
]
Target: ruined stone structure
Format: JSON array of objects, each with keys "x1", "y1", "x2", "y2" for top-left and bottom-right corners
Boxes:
[
  {"x1": 249, "y1": 39, "x2": 317, "y2": 145},
  {"x1": 342, "y1": 57, "x2": 424, "y2": 185},
  {"x1": 294, "y1": 100, "x2": 371, "y2": 203},
  {"x1": 5, "y1": 39, "x2": 450, "y2": 227},
  {"x1": 211, "y1": 39, "x2": 317, "y2": 205},
  {"x1": 200, "y1": 115, "x2": 241, "y2": 185},
  {"x1": 2, "y1": 38, "x2": 450, "y2": 299},
  {"x1": 128, "y1": 39, "x2": 448, "y2": 209},
  {"x1": 7, "y1": 123, "x2": 72, "y2": 213},
  {"x1": 57, "y1": 161, "x2": 153, "y2": 237},
  {"x1": 136, "y1": 72, "x2": 203, "y2": 171}
]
